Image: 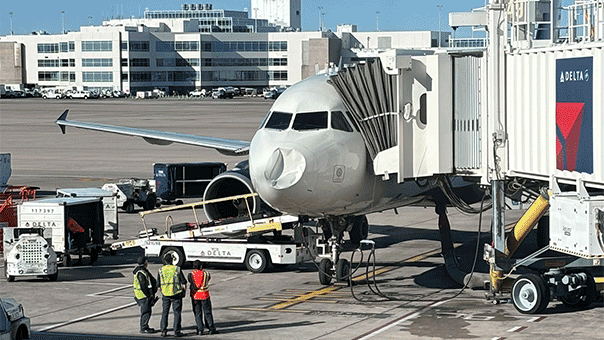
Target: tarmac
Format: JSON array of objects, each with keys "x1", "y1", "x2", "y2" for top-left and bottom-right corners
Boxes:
[{"x1": 1, "y1": 97, "x2": 602, "y2": 339}]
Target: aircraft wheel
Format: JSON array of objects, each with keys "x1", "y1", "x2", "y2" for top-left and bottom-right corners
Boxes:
[
  {"x1": 336, "y1": 258, "x2": 351, "y2": 284},
  {"x1": 348, "y1": 216, "x2": 369, "y2": 247},
  {"x1": 511, "y1": 274, "x2": 549, "y2": 314},
  {"x1": 560, "y1": 274, "x2": 596, "y2": 309},
  {"x1": 161, "y1": 247, "x2": 186, "y2": 267},
  {"x1": 245, "y1": 250, "x2": 269, "y2": 273},
  {"x1": 318, "y1": 258, "x2": 333, "y2": 285},
  {"x1": 62, "y1": 254, "x2": 72, "y2": 267}
]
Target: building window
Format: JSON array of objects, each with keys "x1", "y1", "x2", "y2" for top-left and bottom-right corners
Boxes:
[
  {"x1": 82, "y1": 71, "x2": 113, "y2": 82},
  {"x1": 38, "y1": 71, "x2": 60, "y2": 81},
  {"x1": 70, "y1": 59, "x2": 75, "y2": 67},
  {"x1": 70, "y1": 72, "x2": 76, "y2": 82},
  {"x1": 38, "y1": 59, "x2": 60, "y2": 67},
  {"x1": 156, "y1": 41, "x2": 174, "y2": 52},
  {"x1": 60, "y1": 71, "x2": 70, "y2": 81},
  {"x1": 37, "y1": 43, "x2": 59, "y2": 53},
  {"x1": 269, "y1": 70, "x2": 288, "y2": 81},
  {"x1": 121, "y1": 73, "x2": 129, "y2": 81},
  {"x1": 130, "y1": 58, "x2": 150, "y2": 67},
  {"x1": 121, "y1": 59, "x2": 128, "y2": 67},
  {"x1": 82, "y1": 58, "x2": 113, "y2": 67},
  {"x1": 121, "y1": 42, "x2": 128, "y2": 51},
  {"x1": 129, "y1": 41, "x2": 149, "y2": 52},
  {"x1": 130, "y1": 71, "x2": 152, "y2": 82},
  {"x1": 60, "y1": 42, "x2": 68, "y2": 53},
  {"x1": 69, "y1": 41, "x2": 75, "y2": 51},
  {"x1": 82, "y1": 41, "x2": 113, "y2": 52}
]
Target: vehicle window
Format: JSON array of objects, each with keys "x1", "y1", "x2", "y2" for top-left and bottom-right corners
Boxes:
[
  {"x1": 292, "y1": 111, "x2": 328, "y2": 131},
  {"x1": 264, "y1": 111, "x2": 293, "y2": 130},
  {"x1": 331, "y1": 111, "x2": 353, "y2": 132}
]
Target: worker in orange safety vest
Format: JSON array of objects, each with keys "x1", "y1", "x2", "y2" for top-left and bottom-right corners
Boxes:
[
  {"x1": 67, "y1": 217, "x2": 86, "y2": 265},
  {"x1": 188, "y1": 260, "x2": 219, "y2": 335}
]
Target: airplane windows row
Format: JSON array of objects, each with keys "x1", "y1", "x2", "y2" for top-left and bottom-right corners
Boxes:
[{"x1": 262, "y1": 111, "x2": 356, "y2": 132}]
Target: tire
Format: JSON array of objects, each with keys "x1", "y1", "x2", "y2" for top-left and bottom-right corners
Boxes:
[
  {"x1": 4, "y1": 260, "x2": 15, "y2": 282},
  {"x1": 90, "y1": 248, "x2": 99, "y2": 265},
  {"x1": 161, "y1": 247, "x2": 186, "y2": 267},
  {"x1": 144, "y1": 194, "x2": 156, "y2": 211},
  {"x1": 336, "y1": 258, "x2": 351, "y2": 283},
  {"x1": 511, "y1": 274, "x2": 550, "y2": 314},
  {"x1": 560, "y1": 274, "x2": 597, "y2": 309},
  {"x1": 48, "y1": 271, "x2": 58, "y2": 281},
  {"x1": 62, "y1": 254, "x2": 72, "y2": 267},
  {"x1": 245, "y1": 249, "x2": 269, "y2": 273},
  {"x1": 318, "y1": 258, "x2": 333, "y2": 285},
  {"x1": 124, "y1": 201, "x2": 135, "y2": 213},
  {"x1": 348, "y1": 216, "x2": 369, "y2": 247}
]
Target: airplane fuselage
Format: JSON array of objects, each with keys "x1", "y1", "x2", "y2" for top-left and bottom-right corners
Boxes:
[{"x1": 249, "y1": 73, "x2": 432, "y2": 218}]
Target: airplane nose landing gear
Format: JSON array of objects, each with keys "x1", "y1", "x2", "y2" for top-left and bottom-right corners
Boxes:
[{"x1": 316, "y1": 217, "x2": 355, "y2": 285}]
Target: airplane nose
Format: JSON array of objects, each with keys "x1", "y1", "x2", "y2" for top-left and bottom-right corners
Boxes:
[{"x1": 264, "y1": 147, "x2": 306, "y2": 189}]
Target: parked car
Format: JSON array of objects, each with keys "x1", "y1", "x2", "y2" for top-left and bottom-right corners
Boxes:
[
  {"x1": 66, "y1": 90, "x2": 92, "y2": 99},
  {"x1": 263, "y1": 87, "x2": 285, "y2": 100},
  {"x1": 189, "y1": 89, "x2": 206, "y2": 97},
  {"x1": 42, "y1": 90, "x2": 63, "y2": 99}
]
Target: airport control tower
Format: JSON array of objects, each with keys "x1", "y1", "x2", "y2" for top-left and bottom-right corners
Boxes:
[{"x1": 251, "y1": 0, "x2": 301, "y2": 31}]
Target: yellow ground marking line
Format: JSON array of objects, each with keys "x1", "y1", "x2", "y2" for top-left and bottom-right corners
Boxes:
[
  {"x1": 268, "y1": 247, "x2": 444, "y2": 311},
  {"x1": 595, "y1": 277, "x2": 604, "y2": 284}
]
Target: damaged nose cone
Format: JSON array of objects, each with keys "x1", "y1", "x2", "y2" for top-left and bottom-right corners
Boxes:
[{"x1": 264, "y1": 148, "x2": 306, "y2": 189}]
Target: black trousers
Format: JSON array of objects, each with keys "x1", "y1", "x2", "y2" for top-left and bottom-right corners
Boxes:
[
  {"x1": 160, "y1": 295, "x2": 183, "y2": 333},
  {"x1": 136, "y1": 297, "x2": 153, "y2": 331},
  {"x1": 191, "y1": 297, "x2": 215, "y2": 331}
]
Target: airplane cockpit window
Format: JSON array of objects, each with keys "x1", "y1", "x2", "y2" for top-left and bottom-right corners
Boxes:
[
  {"x1": 331, "y1": 111, "x2": 353, "y2": 132},
  {"x1": 292, "y1": 111, "x2": 328, "y2": 131},
  {"x1": 264, "y1": 111, "x2": 293, "y2": 130}
]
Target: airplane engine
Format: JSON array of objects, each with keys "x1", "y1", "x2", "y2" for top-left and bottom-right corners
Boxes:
[{"x1": 203, "y1": 161, "x2": 275, "y2": 221}]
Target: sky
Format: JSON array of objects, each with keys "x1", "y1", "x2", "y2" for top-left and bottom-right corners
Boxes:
[{"x1": 1, "y1": 0, "x2": 493, "y2": 36}]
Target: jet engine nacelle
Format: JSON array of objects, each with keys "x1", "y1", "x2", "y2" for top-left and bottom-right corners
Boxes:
[{"x1": 203, "y1": 161, "x2": 276, "y2": 221}]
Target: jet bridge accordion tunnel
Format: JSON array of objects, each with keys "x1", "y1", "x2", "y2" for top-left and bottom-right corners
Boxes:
[{"x1": 328, "y1": 50, "x2": 456, "y2": 183}]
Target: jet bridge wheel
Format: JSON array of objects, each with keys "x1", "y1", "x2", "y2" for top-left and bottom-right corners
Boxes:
[
  {"x1": 560, "y1": 274, "x2": 597, "y2": 309},
  {"x1": 318, "y1": 258, "x2": 333, "y2": 286},
  {"x1": 511, "y1": 274, "x2": 550, "y2": 314},
  {"x1": 245, "y1": 249, "x2": 269, "y2": 273}
]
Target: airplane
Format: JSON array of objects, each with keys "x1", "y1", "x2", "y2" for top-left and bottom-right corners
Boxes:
[{"x1": 56, "y1": 68, "x2": 484, "y2": 285}]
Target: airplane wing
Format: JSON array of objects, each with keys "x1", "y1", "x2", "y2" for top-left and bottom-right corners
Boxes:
[{"x1": 55, "y1": 110, "x2": 250, "y2": 156}]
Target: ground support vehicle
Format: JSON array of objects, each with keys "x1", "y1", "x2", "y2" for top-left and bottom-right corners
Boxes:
[
  {"x1": 111, "y1": 194, "x2": 319, "y2": 272},
  {"x1": 102, "y1": 178, "x2": 157, "y2": 213},
  {"x1": 189, "y1": 89, "x2": 206, "y2": 97},
  {"x1": 17, "y1": 197, "x2": 105, "y2": 267},
  {"x1": 0, "y1": 298, "x2": 30, "y2": 340},
  {"x1": 56, "y1": 187, "x2": 119, "y2": 240},
  {"x1": 66, "y1": 90, "x2": 92, "y2": 99},
  {"x1": 41, "y1": 89, "x2": 63, "y2": 99},
  {"x1": 485, "y1": 178, "x2": 604, "y2": 314},
  {"x1": 3, "y1": 226, "x2": 58, "y2": 282},
  {"x1": 153, "y1": 162, "x2": 226, "y2": 206}
]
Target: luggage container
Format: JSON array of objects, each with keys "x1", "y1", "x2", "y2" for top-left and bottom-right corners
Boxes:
[
  {"x1": 56, "y1": 187, "x2": 119, "y2": 240},
  {"x1": 153, "y1": 162, "x2": 226, "y2": 204},
  {"x1": 18, "y1": 197, "x2": 105, "y2": 266}
]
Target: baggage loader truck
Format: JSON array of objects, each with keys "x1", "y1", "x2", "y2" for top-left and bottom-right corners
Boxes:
[{"x1": 111, "y1": 193, "x2": 320, "y2": 272}]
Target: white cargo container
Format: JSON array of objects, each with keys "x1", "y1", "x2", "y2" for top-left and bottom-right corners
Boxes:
[
  {"x1": 56, "y1": 187, "x2": 119, "y2": 240},
  {"x1": 18, "y1": 197, "x2": 105, "y2": 266}
]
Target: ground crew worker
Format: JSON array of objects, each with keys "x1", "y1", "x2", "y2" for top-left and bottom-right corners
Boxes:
[
  {"x1": 157, "y1": 253, "x2": 186, "y2": 337},
  {"x1": 133, "y1": 256, "x2": 158, "y2": 334},
  {"x1": 188, "y1": 260, "x2": 219, "y2": 335},
  {"x1": 67, "y1": 217, "x2": 86, "y2": 265}
]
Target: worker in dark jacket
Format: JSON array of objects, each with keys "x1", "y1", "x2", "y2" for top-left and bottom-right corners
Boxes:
[
  {"x1": 157, "y1": 253, "x2": 187, "y2": 337},
  {"x1": 133, "y1": 256, "x2": 158, "y2": 334},
  {"x1": 188, "y1": 260, "x2": 219, "y2": 335}
]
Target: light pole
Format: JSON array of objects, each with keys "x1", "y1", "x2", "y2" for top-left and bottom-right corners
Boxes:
[
  {"x1": 88, "y1": 16, "x2": 92, "y2": 25},
  {"x1": 321, "y1": 12, "x2": 325, "y2": 31},
  {"x1": 61, "y1": 11, "x2": 65, "y2": 34},
  {"x1": 437, "y1": 5, "x2": 443, "y2": 47},
  {"x1": 376, "y1": 11, "x2": 379, "y2": 31},
  {"x1": 253, "y1": 7, "x2": 258, "y2": 32},
  {"x1": 318, "y1": 6, "x2": 323, "y2": 31},
  {"x1": 9, "y1": 12, "x2": 13, "y2": 35}
]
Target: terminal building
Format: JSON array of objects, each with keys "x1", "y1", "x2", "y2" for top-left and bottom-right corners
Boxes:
[{"x1": 0, "y1": 2, "x2": 448, "y2": 94}]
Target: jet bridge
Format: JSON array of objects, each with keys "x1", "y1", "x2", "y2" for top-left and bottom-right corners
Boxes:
[{"x1": 328, "y1": 50, "x2": 455, "y2": 183}]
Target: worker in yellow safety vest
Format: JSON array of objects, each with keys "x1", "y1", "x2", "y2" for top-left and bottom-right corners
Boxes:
[
  {"x1": 133, "y1": 256, "x2": 158, "y2": 334},
  {"x1": 157, "y1": 252, "x2": 186, "y2": 338},
  {"x1": 188, "y1": 260, "x2": 219, "y2": 335}
]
